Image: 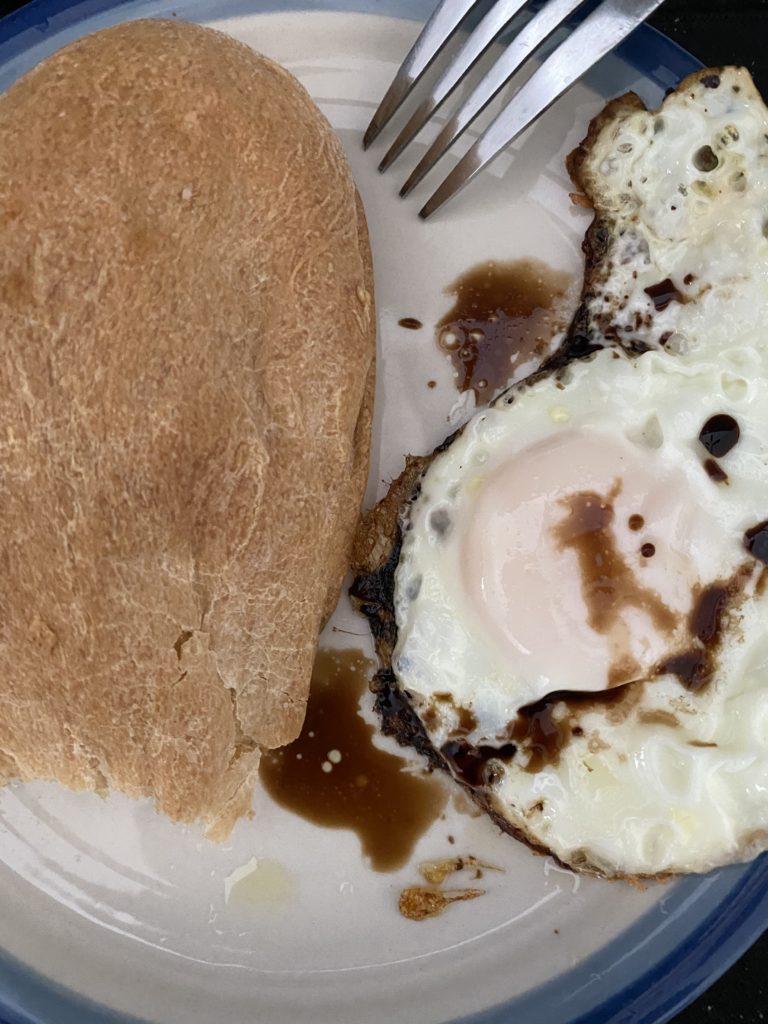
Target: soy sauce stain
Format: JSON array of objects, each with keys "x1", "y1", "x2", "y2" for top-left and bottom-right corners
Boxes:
[
  {"x1": 704, "y1": 457, "x2": 728, "y2": 484},
  {"x1": 509, "y1": 682, "x2": 637, "y2": 773},
  {"x1": 436, "y1": 259, "x2": 571, "y2": 399},
  {"x1": 259, "y1": 648, "x2": 447, "y2": 872},
  {"x1": 655, "y1": 567, "x2": 752, "y2": 691},
  {"x1": 644, "y1": 277, "x2": 684, "y2": 311},
  {"x1": 699, "y1": 413, "x2": 740, "y2": 457},
  {"x1": 553, "y1": 483, "x2": 676, "y2": 638},
  {"x1": 430, "y1": 693, "x2": 477, "y2": 736},
  {"x1": 638, "y1": 709, "x2": 679, "y2": 728},
  {"x1": 440, "y1": 738, "x2": 516, "y2": 787},
  {"x1": 745, "y1": 520, "x2": 768, "y2": 565}
]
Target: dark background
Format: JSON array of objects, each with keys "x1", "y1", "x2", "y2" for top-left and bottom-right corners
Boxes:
[
  {"x1": 651, "y1": 0, "x2": 768, "y2": 94},
  {"x1": 0, "y1": 0, "x2": 765, "y2": 1022}
]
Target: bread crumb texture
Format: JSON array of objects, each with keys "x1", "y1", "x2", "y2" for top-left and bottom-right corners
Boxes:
[{"x1": 0, "y1": 18, "x2": 375, "y2": 838}]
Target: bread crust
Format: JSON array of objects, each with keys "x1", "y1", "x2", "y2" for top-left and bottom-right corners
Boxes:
[{"x1": 0, "y1": 19, "x2": 375, "y2": 837}]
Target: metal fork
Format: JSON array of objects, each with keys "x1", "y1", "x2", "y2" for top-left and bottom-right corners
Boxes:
[{"x1": 364, "y1": 0, "x2": 666, "y2": 218}]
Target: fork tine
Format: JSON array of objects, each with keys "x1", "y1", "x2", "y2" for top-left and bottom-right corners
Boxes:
[
  {"x1": 420, "y1": 0, "x2": 667, "y2": 217},
  {"x1": 400, "y1": 0, "x2": 587, "y2": 195},
  {"x1": 363, "y1": 0, "x2": 481, "y2": 150},
  {"x1": 378, "y1": 0, "x2": 532, "y2": 172}
]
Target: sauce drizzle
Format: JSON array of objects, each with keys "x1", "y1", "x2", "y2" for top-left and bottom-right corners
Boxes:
[
  {"x1": 553, "y1": 483, "x2": 676, "y2": 637},
  {"x1": 655, "y1": 569, "x2": 751, "y2": 691},
  {"x1": 509, "y1": 682, "x2": 637, "y2": 773}
]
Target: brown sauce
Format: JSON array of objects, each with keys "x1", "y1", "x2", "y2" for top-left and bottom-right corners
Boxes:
[
  {"x1": 655, "y1": 650, "x2": 710, "y2": 691},
  {"x1": 553, "y1": 483, "x2": 677, "y2": 638},
  {"x1": 744, "y1": 520, "x2": 768, "y2": 565},
  {"x1": 691, "y1": 582, "x2": 730, "y2": 644},
  {"x1": 639, "y1": 710, "x2": 679, "y2": 727},
  {"x1": 436, "y1": 259, "x2": 571, "y2": 399},
  {"x1": 440, "y1": 738, "x2": 516, "y2": 788},
  {"x1": 399, "y1": 317, "x2": 423, "y2": 330},
  {"x1": 644, "y1": 277, "x2": 684, "y2": 311},
  {"x1": 259, "y1": 649, "x2": 447, "y2": 872},
  {"x1": 430, "y1": 693, "x2": 478, "y2": 737},
  {"x1": 704, "y1": 458, "x2": 728, "y2": 484},
  {"x1": 655, "y1": 569, "x2": 751, "y2": 691},
  {"x1": 699, "y1": 413, "x2": 740, "y2": 457},
  {"x1": 509, "y1": 682, "x2": 638, "y2": 773}
]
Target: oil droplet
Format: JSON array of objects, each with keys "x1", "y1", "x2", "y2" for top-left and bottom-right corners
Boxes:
[
  {"x1": 440, "y1": 328, "x2": 462, "y2": 351},
  {"x1": 224, "y1": 858, "x2": 295, "y2": 908},
  {"x1": 260, "y1": 649, "x2": 447, "y2": 871}
]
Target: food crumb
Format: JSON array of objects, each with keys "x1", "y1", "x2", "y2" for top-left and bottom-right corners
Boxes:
[
  {"x1": 398, "y1": 854, "x2": 503, "y2": 921},
  {"x1": 398, "y1": 886, "x2": 484, "y2": 921},
  {"x1": 418, "y1": 855, "x2": 501, "y2": 886}
]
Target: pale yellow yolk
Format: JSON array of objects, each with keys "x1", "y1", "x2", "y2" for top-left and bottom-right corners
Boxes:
[{"x1": 459, "y1": 431, "x2": 723, "y2": 697}]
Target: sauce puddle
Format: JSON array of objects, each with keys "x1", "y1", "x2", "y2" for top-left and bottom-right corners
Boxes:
[
  {"x1": 259, "y1": 648, "x2": 447, "y2": 871},
  {"x1": 436, "y1": 258, "x2": 571, "y2": 399}
]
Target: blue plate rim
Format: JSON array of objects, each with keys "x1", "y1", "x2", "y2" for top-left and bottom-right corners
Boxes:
[{"x1": 0, "y1": 3, "x2": 764, "y2": 1024}]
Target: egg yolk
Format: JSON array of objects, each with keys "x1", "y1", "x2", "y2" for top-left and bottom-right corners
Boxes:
[{"x1": 459, "y1": 430, "x2": 724, "y2": 695}]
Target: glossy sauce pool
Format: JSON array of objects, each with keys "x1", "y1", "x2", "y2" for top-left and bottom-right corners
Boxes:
[
  {"x1": 436, "y1": 258, "x2": 571, "y2": 399},
  {"x1": 259, "y1": 648, "x2": 447, "y2": 871}
]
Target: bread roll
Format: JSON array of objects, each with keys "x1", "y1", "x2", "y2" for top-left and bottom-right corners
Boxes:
[{"x1": 0, "y1": 18, "x2": 375, "y2": 836}]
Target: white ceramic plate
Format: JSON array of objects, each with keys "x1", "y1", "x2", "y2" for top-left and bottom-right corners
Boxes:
[{"x1": 0, "y1": 3, "x2": 765, "y2": 1023}]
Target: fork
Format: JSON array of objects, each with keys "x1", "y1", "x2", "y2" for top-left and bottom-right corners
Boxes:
[{"x1": 364, "y1": 0, "x2": 667, "y2": 218}]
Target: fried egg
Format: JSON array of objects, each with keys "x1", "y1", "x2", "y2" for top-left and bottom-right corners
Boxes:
[{"x1": 387, "y1": 68, "x2": 768, "y2": 877}]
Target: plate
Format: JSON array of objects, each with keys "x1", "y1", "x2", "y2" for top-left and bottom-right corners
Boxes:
[{"x1": 0, "y1": 3, "x2": 766, "y2": 1023}]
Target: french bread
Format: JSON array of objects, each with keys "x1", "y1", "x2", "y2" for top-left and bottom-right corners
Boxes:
[{"x1": 0, "y1": 18, "x2": 375, "y2": 837}]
